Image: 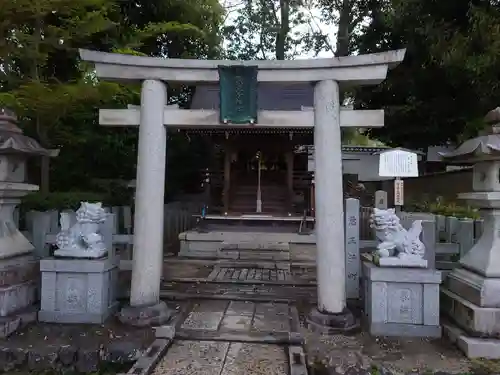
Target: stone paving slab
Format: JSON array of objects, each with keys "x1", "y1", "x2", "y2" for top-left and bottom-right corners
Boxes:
[
  {"x1": 152, "y1": 340, "x2": 229, "y2": 375},
  {"x1": 220, "y1": 314, "x2": 253, "y2": 331},
  {"x1": 181, "y1": 301, "x2": 226, "y2": 331},
  {"x1": 181, "y1": 311, "x2": 225, "y2": 331},
  {"x1": 177, "y1": 300, "x2": 296, "y2": 338},
  {"x1": 226, "y1": 301, "x2": 255, "y2": 316},
  {"x1": 153, "y1": 341, "x2": 288, "y2": 375},
  {"x1": 221, "y1": 342, "x2": 288, "y2": 375}
]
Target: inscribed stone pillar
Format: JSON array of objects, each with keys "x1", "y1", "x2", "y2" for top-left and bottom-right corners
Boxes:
[
  {"x1": 119, "y1": 80, "x2": 172, "y2": 326},
  {"x1": 307, "y1": 80, "x2": 357, "y2": 333}
]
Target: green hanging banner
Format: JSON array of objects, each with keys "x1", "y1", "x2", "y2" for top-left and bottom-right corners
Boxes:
[{"x1": 218, "y1": 65, "x2": 258, "y2": 124}]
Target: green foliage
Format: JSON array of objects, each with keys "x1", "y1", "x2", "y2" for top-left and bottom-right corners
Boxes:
[
  {"x1": 0, "y1": 0, "x2": 224, "y2": 196},
  {"x1": 88, "y1": 179, "x2": 134, "y2": 206},
  {"x1": 21, "y1": 192, "x2": 108, "y2": 211},
  {"x1": 21, "y1": 187, "x2": 134, "y2": 212},
  {"x1": 355, "y1": 0, "x2": 500, "y2": 148},
  {"x1": 222, "y1": 0, "x2": 318, "y2": 60},
  {"x1": 406, "y1": 196, "x2": 480, "y2": 219}
]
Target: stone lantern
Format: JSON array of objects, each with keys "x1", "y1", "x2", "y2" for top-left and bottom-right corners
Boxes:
[
  {"x1": 440, "y1": 107, "x2": 500, "y2": 358},
  {"x1": 0, "y1": 109, "x2": 51, "y2": 337}
]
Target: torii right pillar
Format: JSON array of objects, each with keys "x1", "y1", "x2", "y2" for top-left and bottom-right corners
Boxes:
[{"x1": 307, "y1": 79, "x2": 358, "y2": 332}]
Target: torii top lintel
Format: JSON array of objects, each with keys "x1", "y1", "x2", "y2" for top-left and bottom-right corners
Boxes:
[{"x1": 79, "y1": 49, "x2": 406, "y2": 85}]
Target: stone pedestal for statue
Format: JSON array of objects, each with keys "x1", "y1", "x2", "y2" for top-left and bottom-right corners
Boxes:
[
  {"x1": 0, "y1": 110, "x2": 52, "y2": 337},
  {"x1": 38, "y1": 256, "x2": 119, "y2": 324},
  {"x1": 361, "y1": 209, "x2": 442, "y2": 337},
  {"x1": 362, "y1": 256, "x2": 442, "y2": 337},
  {"x1": 38, "y1": 202, "x2": 119, "y2": 323},
  {"x1": 440, "y1": 109, "x2": 500, "y2": 358}
]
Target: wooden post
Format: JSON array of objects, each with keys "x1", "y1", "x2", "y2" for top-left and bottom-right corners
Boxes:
[
  {"x1": 310, "y1": 175, "x2": 315, "y2": 216},
  {"x1": 223, "y1": 147, "x2": 231, "y2": 213},
  {"x1": 286, "y1": 151, "x2": 294, "y2": 212}
]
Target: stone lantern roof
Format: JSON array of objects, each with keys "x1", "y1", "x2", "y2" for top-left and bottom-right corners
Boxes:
[
  {"x1": 0, "y1": 108, "x2": 51, "y2": 156},
  {"x1": 439, "y1": 107, "x2": 500, "y2": 163}
]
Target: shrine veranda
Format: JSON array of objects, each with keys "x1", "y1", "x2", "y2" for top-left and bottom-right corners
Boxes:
[{"x1": 80, "y1": 48, "x2": 406, "y2": 329}]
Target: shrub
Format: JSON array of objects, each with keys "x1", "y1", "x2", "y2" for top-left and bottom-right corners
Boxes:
[
  {"x1": 406, "y1": 196, "x2": 480, "y2": 219},
  {"x1": 20, "y1": 191, "x2": 108, "y2": 212}
]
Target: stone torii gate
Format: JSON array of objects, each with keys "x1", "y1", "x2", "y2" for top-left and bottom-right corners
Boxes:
[{"x1": 80, "y1": 49, "x2": 406, "y2": 329}]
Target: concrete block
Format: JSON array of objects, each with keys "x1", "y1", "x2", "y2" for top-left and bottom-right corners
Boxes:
[
  {"x1": 441, "y1": 288, "x2": 500, "y2": 336},
  {"x1": 0, "y1": 254, "x2": 38, "y2": 287},
  {"x1": 362, "y1": 261, "x2": 442, "y2": 337},
  {"x1": 155, "y1": 324, "x2": 176, "y2": 339},
  {"x1": 178, "y1": 229, "x2": 315, "y2": 260},
  {"x1": 0, "y1": 281, "x2": 36, "y2": 316},
  {"x1": 0, "y1": 254, "x2": 39, "y2": 337},
  {"x1": 444, "y1": 322, "x2": 500, "y2": 359},
  {"x1": 39, "y1": 256, "x2": 119, "y2": 324},
  {"x1": 446, "y1": 267, "x2": 500, "y2": 308},
  {"x1": 289, "y1": 243, "x2": 316, "y2": 262}
]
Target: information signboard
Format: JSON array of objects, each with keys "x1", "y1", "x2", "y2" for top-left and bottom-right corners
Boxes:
[{"x1": 378, "y1": 149, "x2": 418, "y2": 178}]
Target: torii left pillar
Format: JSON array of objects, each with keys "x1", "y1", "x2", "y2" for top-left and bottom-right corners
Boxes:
[
  {"x1": 306, "y1": 79, "x2": 358, "y2": 332},
  {"x1": 118, "y1": 80, "x2": 173, "y2": 326}
]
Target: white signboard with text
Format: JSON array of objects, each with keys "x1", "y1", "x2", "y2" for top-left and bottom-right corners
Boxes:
[
  {"x1": 394, "y1": 179, "x2": 404, "y2": 206},
  {"x1": 378, "y1": 149, "x2": 419, "y2": 178}
]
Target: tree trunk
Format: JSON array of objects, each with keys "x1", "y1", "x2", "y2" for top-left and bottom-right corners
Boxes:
[
  {"x1": 275, "y1": 0, "x2": 289, "y2": 60},
  {"x1": 40, "y1": 156, "x2": 50, "y2": 193},
  {"x1": 336, "y1": 0, "x2": 354, "y2": 140},
  {"x1": 335, "y1": 0, "x2": 352, "y2": 58},
  {"x1": 33, "y1": 9, "x2": 51, "y2": 193}
]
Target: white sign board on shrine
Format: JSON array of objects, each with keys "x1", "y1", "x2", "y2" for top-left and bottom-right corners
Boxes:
[{"x1": 378, "y1": 149, "x2": 419, "y2": 178}]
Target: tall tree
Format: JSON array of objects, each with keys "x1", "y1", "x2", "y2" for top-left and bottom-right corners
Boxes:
[
  {"x1": 355, "y1": 0, "x2": 500, "y2": 148},
  {"x1": 222, "y1": 0, "x2": 311, "y2": 60},
  {"x1": 0, "y1": 0, "x2": 224, "y2": 193},
  {"x1": 305, "y1": 0, "x2": 374, "y2": 57},
  {"x1": 0, "y1": 0, "x2": 120, "y2": 192}
]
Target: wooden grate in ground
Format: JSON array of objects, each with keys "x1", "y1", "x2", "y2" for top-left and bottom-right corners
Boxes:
[{"x1": 208, "y1": 267, "x2": 291, "y2": 282}]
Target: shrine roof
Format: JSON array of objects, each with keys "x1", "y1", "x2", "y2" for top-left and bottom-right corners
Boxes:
[{"x1": 191, "y1": 83, "x2": 314, "y2": 110}]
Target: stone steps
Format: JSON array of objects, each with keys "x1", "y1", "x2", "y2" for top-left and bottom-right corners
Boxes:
[
  {"x1": 160, "y1": 280, "x2": 317, "y2": 302},
  {"x1": 219, "y1": 241, "x2": 290, "y2": 261}
]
